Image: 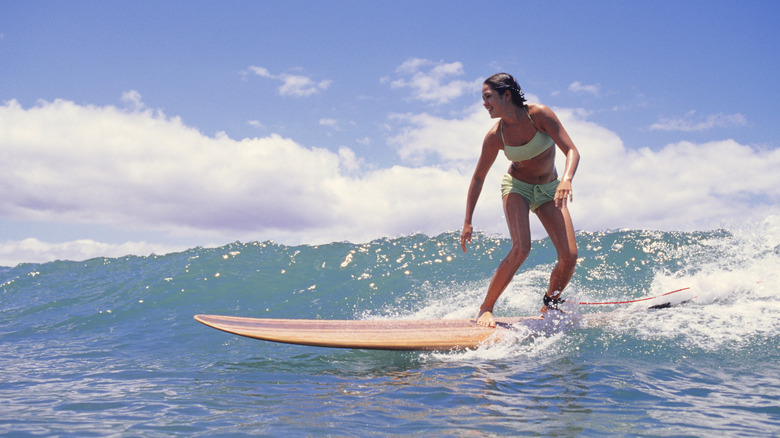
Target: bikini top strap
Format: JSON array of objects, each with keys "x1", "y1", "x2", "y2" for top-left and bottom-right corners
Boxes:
[
  {"x1": 524, "y1": 105, "x2": 538, "y2": 130},
  {"x1": 502, "y1": 107, "x2": 538, "y2": 147}
]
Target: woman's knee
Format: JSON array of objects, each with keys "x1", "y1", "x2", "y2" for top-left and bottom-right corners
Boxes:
[
  {"x1": 561, "y1": 247, "x2": 578, "y2": 271},
  {"x1": 506, "y1": 243, "x2": 531, "y2": 267}
]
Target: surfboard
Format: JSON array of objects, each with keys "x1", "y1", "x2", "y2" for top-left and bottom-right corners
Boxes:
[
  {"x1": 194, "y1": 288, "x2": 692, "y2": 351},
  {"x1": 194, "y1": 314, "x2": 578, "y2": 351}
]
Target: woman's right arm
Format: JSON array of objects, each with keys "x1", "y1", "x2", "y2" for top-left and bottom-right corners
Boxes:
[{"x1": 461, "y1": 130, "x2": 500, "y2": 252}]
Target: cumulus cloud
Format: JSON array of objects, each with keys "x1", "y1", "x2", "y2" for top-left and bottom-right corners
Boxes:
[
  {"x1": 0, "y1": 97, "x2": 468, "y2": 250},
  {"x1": 568, "y1": 81, "x2": 600, "y2": 96},
  {"x1": 247, "y1": 65, "x2": 331, "y2": 97},
  {"x1": 650, "y1": 110, "x2": 748, "y2": 132},
  {"x1": 388, "y1": 102, "x2": 780, "y2": 233},
  {"x1": 1, "y1": 96, "x2": 777, "y2": 265},
  {"x1": 387, "y1": 103, "x2": 493, "y2": 167},
  {"x1": 553, "y1": 108, "x2": 779, "y2": 230},
  {"x1": 384, "y1": 58, "x2": 483, "y2": 105}
]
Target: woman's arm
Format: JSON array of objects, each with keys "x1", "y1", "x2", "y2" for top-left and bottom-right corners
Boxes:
[
  {"x1": 532, "y1": 105, "x2": 580, "y2": 207},
  {"x1": 461, "y1": 128, "x2": 500, "y2": 252}
]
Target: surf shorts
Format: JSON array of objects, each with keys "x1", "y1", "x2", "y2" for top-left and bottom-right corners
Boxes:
[{"x1": 501, "y1": 174, "x2": 560, "y2": 212}]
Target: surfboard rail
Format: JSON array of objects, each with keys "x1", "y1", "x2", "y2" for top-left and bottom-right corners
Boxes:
[
  {"x1": 194, "y1": 288, "x2": 693, "y2": 351},
  {"x1": 194, "y1": 314, "x2": 541, "y2": 351}
]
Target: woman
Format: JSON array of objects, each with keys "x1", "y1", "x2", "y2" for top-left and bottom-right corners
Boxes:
[{"x1": 461, "y1": 73, "x2": 580, "y2": 328}]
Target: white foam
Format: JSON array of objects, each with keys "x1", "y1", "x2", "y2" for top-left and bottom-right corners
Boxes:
[
  {"x1": 632, "y1": 217, "x2": 780, "y2": 351},
  {"x1": 398, "y1": 216, "x2": 780, "y2": 359}
]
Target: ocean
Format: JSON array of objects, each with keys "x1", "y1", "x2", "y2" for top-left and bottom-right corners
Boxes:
[{"x1": 1, "y1": 219, "x2": 779, "y2": 436}]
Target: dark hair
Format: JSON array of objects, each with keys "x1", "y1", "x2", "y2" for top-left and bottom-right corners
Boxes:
[{"x1": 484, "y1": 73, "x2": 527, "y2": 107}]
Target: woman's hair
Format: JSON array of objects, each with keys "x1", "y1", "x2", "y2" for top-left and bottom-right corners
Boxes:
[{"x1": 484, "y1": 73, "x2": 527, "y2": 107}]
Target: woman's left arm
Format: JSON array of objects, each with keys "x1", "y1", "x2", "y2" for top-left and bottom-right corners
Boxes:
[{"x1": 534, "y1": 105, "x2": 580, "y2": 207}]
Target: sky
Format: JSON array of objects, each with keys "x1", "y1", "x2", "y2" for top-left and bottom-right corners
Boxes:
[{"x1": 1, "y1": 1, "x2": 779, "y2": 266}]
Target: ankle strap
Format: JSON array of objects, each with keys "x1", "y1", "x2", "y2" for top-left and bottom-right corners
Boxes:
[{"x1": 543, "y1": 295, "x2": 565, "y2": 309}]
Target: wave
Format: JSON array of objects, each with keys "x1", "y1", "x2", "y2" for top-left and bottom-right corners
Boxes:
[{"x1": 1, "y1": 220, "x2": 779, "y2": 361}]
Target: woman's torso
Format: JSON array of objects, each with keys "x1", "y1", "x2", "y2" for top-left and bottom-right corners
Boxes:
[{"x1": 498, "y1": 105, "x2": 557, "y2": 184}]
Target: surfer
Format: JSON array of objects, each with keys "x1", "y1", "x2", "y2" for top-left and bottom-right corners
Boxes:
[{"x1": 461, "y1": 73, "x2": 580, "y2": 327}]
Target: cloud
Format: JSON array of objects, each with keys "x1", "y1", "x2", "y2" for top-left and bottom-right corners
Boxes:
[
  {"x1": 0, "y1": 98, "x2": 468, "y2": 248},
  {"x1": 384, "y1": 101, "x2": 780, "y2": 235},
  {"x1": 1, "y1": 96, "x2": 777, "y2": 266},
  {"x1": 247, "y1": 119, "x2": 266, "y2": 129},
  {"x1": 121, "y1": 89, "x2": 144, "y2": 110},
  {"x1": 384, "y1": 58, "x2": 482, "y2": 105},
  {"x1": 650, "y1": 110, "x2": 748, "y2": 132},
  {"x1": 0, "y1": 238, "x2": 189, "y2": 266},
  {"x1": 552, "y1": 108, "x2": 779, "y2": 230},
  {"x1": 319, "y1": 118, "x2": 338, "y2": 127},
  {"x1": 387, "y1": 103, "x2": 494, "y2": 168},
  {"x1": 568, "y1": 81, "x2": 600, "y2": 96},
  {"x1": 247, "y1": 66, "x2": 331, "y2": 97}
]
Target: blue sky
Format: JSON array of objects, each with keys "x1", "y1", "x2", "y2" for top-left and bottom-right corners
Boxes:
[{"x1": 1, "y1": 1, "x2": 779, "y2": 266}]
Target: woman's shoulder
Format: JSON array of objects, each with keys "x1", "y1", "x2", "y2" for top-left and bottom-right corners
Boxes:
[
  {"x1": 483, "y1": 120, "x2": 502, "y2": 138},
  {"x1": 481, "y1": 120, "x2": 503, "y2": 149},
  {"x1": 525, "y1": 103, "x2": 560, "y2": 130},
  {"x1": 525, "y1": 102, "x2": 553, "y2": 116}
]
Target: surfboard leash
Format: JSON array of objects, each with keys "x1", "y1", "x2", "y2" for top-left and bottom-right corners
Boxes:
[{"x1": 574, "y1": 287, "x2": 691, "y2": 305}]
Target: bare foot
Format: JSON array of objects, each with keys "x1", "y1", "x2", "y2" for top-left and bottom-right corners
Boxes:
[{"x1": 476, "y1": 309, "x2": 496, "y2": 328}]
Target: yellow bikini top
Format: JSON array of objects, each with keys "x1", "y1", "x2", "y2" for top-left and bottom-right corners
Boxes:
[{"x1": 501, "y1": 107, "x2": 554, "y2": 162}]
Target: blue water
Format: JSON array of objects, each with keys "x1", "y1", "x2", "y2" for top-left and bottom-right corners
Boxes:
[{"x1": 2, "y1": 218, "x2": 780, "y2": 436}]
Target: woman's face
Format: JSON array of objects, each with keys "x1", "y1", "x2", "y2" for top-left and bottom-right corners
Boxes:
[{"x1": 482, "y1": 83, "x2": 508, "y2": 119}]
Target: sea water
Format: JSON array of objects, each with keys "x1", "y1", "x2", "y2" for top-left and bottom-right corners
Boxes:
[{"x1": 1, "y1": 218, "x2": 779, "y2": 436}]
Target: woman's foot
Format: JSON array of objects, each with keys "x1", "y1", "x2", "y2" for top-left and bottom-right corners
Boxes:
[
  {"x1": 476, "y1": 309, "x2": 496, "y2": 328},
  {"x1": 540, "y1": 293, "x2": 566, "y2": 316}
]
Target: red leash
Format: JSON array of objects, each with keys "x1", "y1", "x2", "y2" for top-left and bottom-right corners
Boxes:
[{"x1": 575, "y1": 287, "x2": 690, "y2": 305}]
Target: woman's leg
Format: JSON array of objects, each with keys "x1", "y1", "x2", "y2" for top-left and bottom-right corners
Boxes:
[
  {"x1": 477, "y1": 193, "x2": 532, "y2": 327},
  {"x1": 535, "y1": 201, "x2": 578, "y2": 311}
]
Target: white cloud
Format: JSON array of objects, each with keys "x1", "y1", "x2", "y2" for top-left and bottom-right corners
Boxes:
[
  {"x1": 385, "y1": 58, "x2": 482, "y2": 105},
  {"x1": 0, "y1": 238, "x2": 189, "y2": 266},
  {"x1": 248, "y1": 66, "x2": 271, "y2": 77},
  {"x1": 386, "y1": 102, "x2": 780, "y2": 236},
  {"x1": 387, "y1": 103, "x2": 494, "y2": 168},
  {"x1": 553, "y1": 108, "x2": 779, "y2": 231},
  {"x1": 247, "y1": 119, "x2": 266, "y2": 129},
  {"x1": 650, "y1": 110, "x2": 748, "y2": 132},
  {"x1": 121, "y1": 89, "x2": 144, "y2": 110},
  {"x1": 0, "y1": 98, "x2": 469, "y2": 249},
  {"x1": 568, "y1": 81, "x2": 600, "y2": 96},
  {"x1": 337, "y1": 147, "x2": 362, "y2": 172},
  {"x1": 247, "y1": 65, "x2": 331, "y2": 97},
  {"x1": 1, "y1": 97, "x2": 777, "y2": 266}
]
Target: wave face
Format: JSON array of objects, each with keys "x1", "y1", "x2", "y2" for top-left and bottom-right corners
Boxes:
[{"x1": 2, "y1": 221, "x2": 779, "y2": 436}]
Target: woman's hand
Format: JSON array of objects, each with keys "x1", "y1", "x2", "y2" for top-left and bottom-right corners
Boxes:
[
  {"x1": 460, "y1": 223, "x2": 473, "y2": 253},
  {"x1": 555, "y1": 180, "x2": 573, "y2": 208}
]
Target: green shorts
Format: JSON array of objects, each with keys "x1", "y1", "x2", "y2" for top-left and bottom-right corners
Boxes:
[{"x1": 501, "y1": 174, "x2": 560, "y2": 212}]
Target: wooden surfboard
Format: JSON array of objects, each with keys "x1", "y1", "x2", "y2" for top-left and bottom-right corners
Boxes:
[
  {"x1": 194, "y1": 314, "x2": 568, "y2": 351},
  {"x1": 194, "y1": 289, "x2": 691, "y2": 351}
]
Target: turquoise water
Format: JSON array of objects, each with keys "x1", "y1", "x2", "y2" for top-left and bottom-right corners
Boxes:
[{"x1": 2, "y1": 220, "x2": 779, "y2": 436}]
